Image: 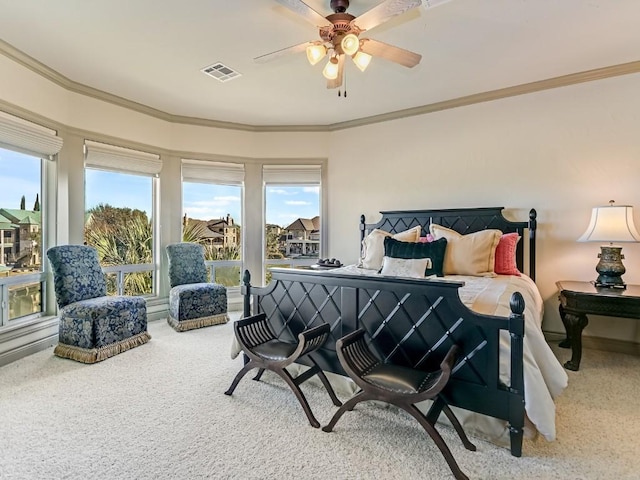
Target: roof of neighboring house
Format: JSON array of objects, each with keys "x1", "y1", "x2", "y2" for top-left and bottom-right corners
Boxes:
[
  {"x1": 19, "y1": 215, "x2": 39, "y2": 226},
  {"x1": 207, "y1": 218, "x2": 240, "y2": 229},
  {"x1": 186, "y1": 219, "x2": 224, "y2": 239},
  {"x1": 0, "y1": 209, "x2": 41, "y2": 225},
  {"x1": 0, "y1": 213, "x2": 18, "y2": 230},
  {"x1": 200, "y1": 230, "x2": 224, "y2": 239},
  {"x1": 285, "y1": 216, "x2": 320, "y2": 232},
  {"x1": 207, "y1": 219, "x2": 225, "y2": 227},
  {"x1": 0, "y1": 211, "x2": 19, "y2": 230}
]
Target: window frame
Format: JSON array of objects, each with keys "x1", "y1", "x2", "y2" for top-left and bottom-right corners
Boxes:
[
  {"x1": 262, "y1": 164, "x2": 323, "y2": 284},
  {"x1": 83, "y1": 141, "x2": 162, "y2": 297},
  {"x1": 0, "y1": 147, "x2": 55, "y2": 326},
  {"x1": 181, "y1": 159, "x2": 245, "y2": 294}
]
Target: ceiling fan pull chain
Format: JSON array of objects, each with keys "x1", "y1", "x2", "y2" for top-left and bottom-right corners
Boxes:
[
  {"x1": 344, "y1": 70, "x2": 347, "y2": 97},
  {"x1": 338, "y1": 71, "x2": 347, "y2": 98}
]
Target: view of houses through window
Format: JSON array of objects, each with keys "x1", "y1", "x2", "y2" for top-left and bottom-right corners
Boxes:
[
  {"x1": 0, "y1": 147, "x2": 44, "y2": 323},
  {"x1": 1, "y1": 147, "x2": 322, "y2": 324},
  {"x1": 182, "y1": 166, "x2": 321, "y2": 287},
  {"x1": 265, "y1": 184, "x2": 320, "y2": 282},
  {"x1": 182, "y1": 182, "x2": 243, "y2": 287}
]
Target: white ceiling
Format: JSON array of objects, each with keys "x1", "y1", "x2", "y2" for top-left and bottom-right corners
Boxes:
[{"x1": 1, "y1": 0, "x2": 639, "y2": 127}]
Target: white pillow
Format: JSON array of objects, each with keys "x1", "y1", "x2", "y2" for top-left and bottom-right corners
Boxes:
[
  {"x1": 380, "y1": 256, "x2": 432, "y2": 278},
  {"x1": 429, "y1": 224, "x2": 502, "y2": 276},
  {"x1": 360, "y1": 226, "x2": 421, "y2": 270}
]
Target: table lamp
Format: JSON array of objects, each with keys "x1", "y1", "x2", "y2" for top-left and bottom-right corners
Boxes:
[{"x1": 578, "y1": 200, "x2": 640, "y2": 288}]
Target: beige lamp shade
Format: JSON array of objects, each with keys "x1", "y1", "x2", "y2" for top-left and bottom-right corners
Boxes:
[{"x1": 578, "y1": 203, "x2": 640, "y2": 243}]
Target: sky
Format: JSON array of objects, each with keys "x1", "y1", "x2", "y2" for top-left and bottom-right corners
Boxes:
[
  {"x1": 0, "y1": 148, "x2": 41, "y2": 211},
  {"x1": 1, "y1": 147, "x2": 320, "y2": 228}
]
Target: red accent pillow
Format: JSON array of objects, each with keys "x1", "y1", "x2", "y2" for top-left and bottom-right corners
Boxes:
[{"x1": 494, "y1": 232, "x2": 521, "y2": 276}]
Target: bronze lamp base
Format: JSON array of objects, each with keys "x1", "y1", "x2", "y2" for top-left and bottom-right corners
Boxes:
[{"x1": 594, "y1": 245, "x2": 627, "y2": 289}]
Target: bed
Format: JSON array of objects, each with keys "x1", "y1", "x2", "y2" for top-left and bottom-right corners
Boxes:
[{"x1": 239, "y1": 207, "x2": 568, "y2": 457}]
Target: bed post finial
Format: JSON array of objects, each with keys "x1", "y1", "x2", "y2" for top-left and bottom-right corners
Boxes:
[
  {"x1": 528, "y1": 209, "x2": 537, "y2": 233},
  {"x1": 528, "y1": 209, "x2": 537, "y2": 281},
  {"x1": 242, "y1": 269, "x2": 251, "y2": 317},
  {"x1": 360, "y1": 214, "x2": 366, "y2": 243},
  {"x1": 509, "y1": 291, "x2": 525, "y2": 316}
]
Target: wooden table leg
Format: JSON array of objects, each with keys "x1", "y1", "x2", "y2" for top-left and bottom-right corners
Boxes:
[
  {"x1": 561, "y1": 310, "x2": 589, "y2": 371},
  {"x1": 558, "y1": 304, "x2": 571, "y2": 349}
]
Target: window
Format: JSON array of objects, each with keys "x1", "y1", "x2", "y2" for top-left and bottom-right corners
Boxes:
[
  {"x1": 0, "y1": 111, "x2": 62, "y2": 326},
  {"x1": 84, "y1": 141, "x2": 161, "y2": 296},
  {"x1": 182, "y1": 160, "x2": 244, "y2": 288},
  {"x1": 263, "y1": 165, "x2": 321, "y2": 283}
]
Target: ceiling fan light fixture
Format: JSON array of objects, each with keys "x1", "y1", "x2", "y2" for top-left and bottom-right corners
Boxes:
[
  {"x1": 341, "y1": 33, "x2": 359, "y2": 56},
  {"x1": 352, "y1": 51, "x2": 372, "y2": 72},
  {"x1": 306, "y1": 44, "x2": 327, "y2": 66},
  {"x1": 322, "y1": 57, "x2": 340, "y2": 80}
]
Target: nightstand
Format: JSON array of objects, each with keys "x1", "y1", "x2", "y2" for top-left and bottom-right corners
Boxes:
[{"x1": 556, "y1": 280, "x2": 640, "y2": 371}]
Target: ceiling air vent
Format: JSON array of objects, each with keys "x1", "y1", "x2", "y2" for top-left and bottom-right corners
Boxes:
[{"x1": 201, "y1": 62, "x2": 242, "y2": 83}]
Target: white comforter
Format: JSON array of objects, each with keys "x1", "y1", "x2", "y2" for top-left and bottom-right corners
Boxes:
[{"x1": 327, "y1": 265, "x2": 569, "y2": 442}]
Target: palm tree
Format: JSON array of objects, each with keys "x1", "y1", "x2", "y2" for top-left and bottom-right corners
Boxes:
[
  {"x1": 181, "y1": 220, "x2": 206, "y2": 243},
  {"x1": 85, "y1": 204, "x2": 152, "y2": 296}
]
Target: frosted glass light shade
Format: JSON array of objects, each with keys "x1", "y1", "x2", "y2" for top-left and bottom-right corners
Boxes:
[
  {"x1": 341, "y1": 34, "x2": 359, "y2": 56},
  {"x1": 306, "y1": 44, "x2": 327, "y2": 66},
  {"x1": 322, "y1": 59, "x2": 339, "y2": 80},
  {"x1": 578, "y1": 204, "x2": 640, "y2": 243},
  {"x1": 352, "y1": 51, "x2": 372, "y2": 72}
]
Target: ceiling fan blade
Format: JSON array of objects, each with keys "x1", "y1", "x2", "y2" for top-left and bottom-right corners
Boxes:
[
  {"x1": 352, "y1": 0, "x2": 422, "y2": 32},
  {"x1": 254, "y1": 41, "x2": 317, "y2": 63},
  {"x1": 423, "y1": 0, "x2": 453, "y2": 8},
  {"x1": 274, "y1": 0, "x2": 332, "y2": 28},
  {"x1": 360, "y1": 38, "x2": 422, "y2": 68},
  {"x1": 326, "y1": 55, "x2": 345, "y2": 89}
]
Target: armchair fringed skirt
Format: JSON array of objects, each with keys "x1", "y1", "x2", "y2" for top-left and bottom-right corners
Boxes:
[
  {"x1": 55, "y1": 296, "x2": 149, "y2": 363},
  {"x1": 168, "y1": 282, "x2": 228, "y2": 332}
]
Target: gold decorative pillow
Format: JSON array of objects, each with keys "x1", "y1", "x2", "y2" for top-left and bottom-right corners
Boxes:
[
  {"x1": 429, "y1": 224, "x2": 502, "y2": 276},
  {"x1": 360, "y1": 226, "x2": 421, "y2": 270}
]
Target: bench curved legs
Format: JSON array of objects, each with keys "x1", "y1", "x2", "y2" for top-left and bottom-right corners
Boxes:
[
  {"x1": 224, "y1": 361, "x2": 258, "y2": 396},
  {"x1": 406, "y1": 404, "x2": 469, "y2": 480},
  {"x1": 225, "y1": 361, "x2": 340, "y2": 429},
  {"x1": 323, "y1": 393, "x2": 474, "y2": 480},
  {"x1": 322, "y1": 391, "x2": 371, "y2": 432}
]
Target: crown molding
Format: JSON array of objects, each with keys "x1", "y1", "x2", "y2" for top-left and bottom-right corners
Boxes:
[
  {"x1": 331, "y1": 60, "x2": 640, "y2": 130},
  {"x1": 0, "y1": 39, "x2": 315, "y2": 133},
  {"x1": 2, "y1": 39, "x2": 639, "y2": 133}
]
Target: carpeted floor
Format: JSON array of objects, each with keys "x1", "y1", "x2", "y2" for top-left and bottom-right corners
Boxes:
[{"x1": 1, "y1": 313, "x2": 638, "y2": 480}]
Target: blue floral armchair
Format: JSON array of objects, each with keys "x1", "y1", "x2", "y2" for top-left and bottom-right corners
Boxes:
[
  {"x1": 166, "y1": 242, "x2": 228, "y2": 332},
  {"x1": 47, "y1": 245, "x2": 150, "y2": 363}
]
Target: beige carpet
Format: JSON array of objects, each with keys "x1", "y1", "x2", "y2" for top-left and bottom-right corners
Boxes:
[{"x1": 0, "y1": 313, "x2": 638, "y2": 480}]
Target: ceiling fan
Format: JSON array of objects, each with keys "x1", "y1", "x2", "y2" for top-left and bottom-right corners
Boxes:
[{"x1": 256, "y1": 0, "x2": 428, "y2": 91}]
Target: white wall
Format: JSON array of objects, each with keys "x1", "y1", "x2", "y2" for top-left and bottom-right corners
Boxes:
[
  {"x1": 327, "y1": 73, "x2": 640, "y2": 343},
  {"x1": 2, "y1": 53, "x2": 639, "y2": 346}
]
